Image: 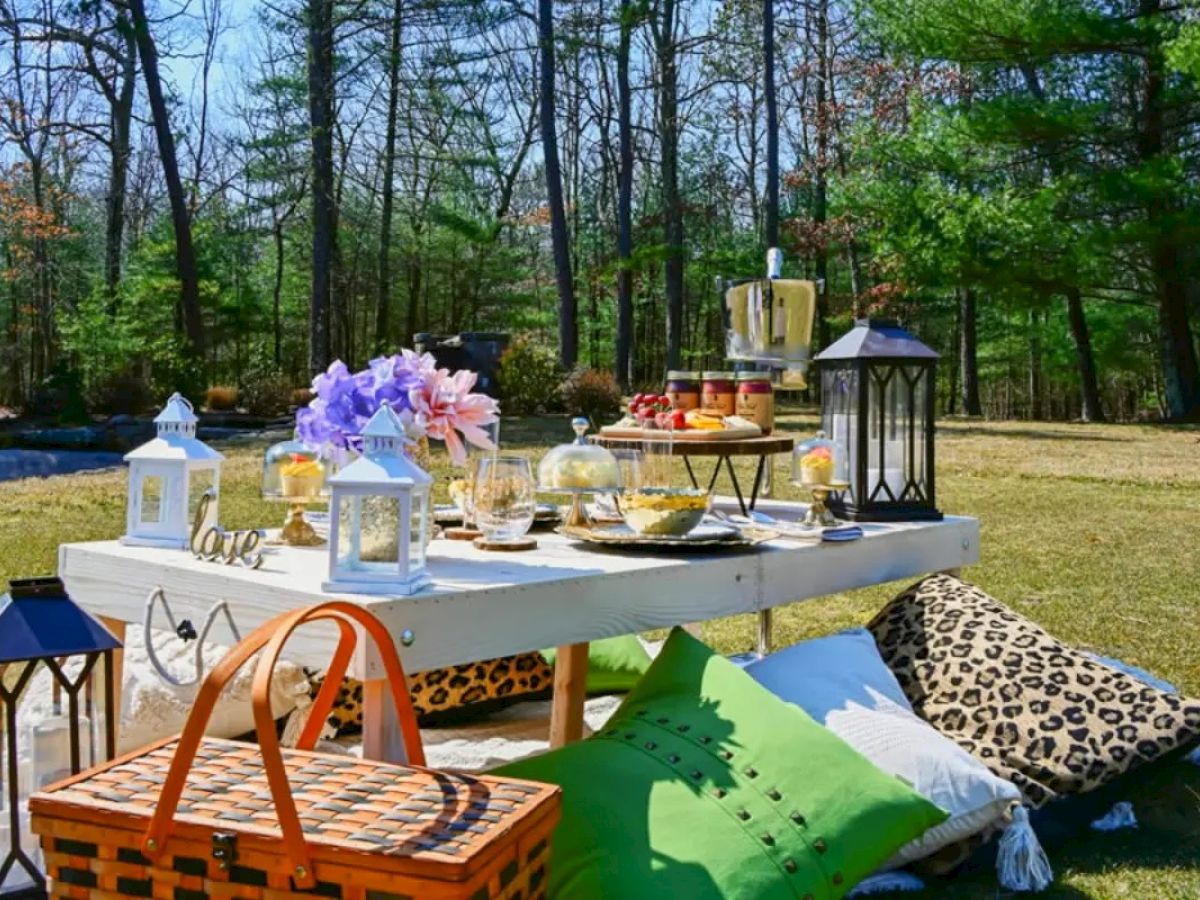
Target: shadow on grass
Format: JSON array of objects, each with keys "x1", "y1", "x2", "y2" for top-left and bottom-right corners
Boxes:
[
  {"x1": 940, "y1": 424, "x2": 1132, "y2": 443},
  {"x1": 910, "y1": 760, "x2": 1200, "y2": 899}
]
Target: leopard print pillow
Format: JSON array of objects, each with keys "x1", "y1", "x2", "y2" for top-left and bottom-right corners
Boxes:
[
  {"x1": 311, "y1": 651, "x2": 554, "y2": 733},
  {"x1": 868, "y1": 574, "x2": 1200, "y2": 808}
]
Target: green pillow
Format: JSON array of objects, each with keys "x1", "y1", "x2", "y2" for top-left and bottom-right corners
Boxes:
[
  {"x1": 498, "y1": 628, "x2": 947, "y2": 899},
  {"x1": 542, "y1": 634, "x2": 651, "y2": 693}
]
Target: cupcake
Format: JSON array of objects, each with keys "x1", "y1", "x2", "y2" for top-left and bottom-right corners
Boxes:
[
  {"x1": 280, "y1": 457, "x2": 325, "y2": 499},
  {"x1": 798, "y1": 448, "x2": 834, "y2": 486}
]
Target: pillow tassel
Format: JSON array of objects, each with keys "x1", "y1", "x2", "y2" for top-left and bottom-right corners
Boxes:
[{"x1": 996, "y1": 806, "x2": 1052, "y2": 892}]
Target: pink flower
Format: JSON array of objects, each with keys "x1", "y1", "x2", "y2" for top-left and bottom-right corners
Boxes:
[{"x1": 408, "y1": 366, "x2": 500, "y2": 466}]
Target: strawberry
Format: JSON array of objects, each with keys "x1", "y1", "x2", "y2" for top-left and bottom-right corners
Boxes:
[
  {"x1": 655, "y1": 411, "x2": 670, "y2": 429},
  {"x1": 670, "y1": 409, "x2": 687, "y2": 430},
  {"x1": 633, "y1": 393, "x2": 645, "y2": 404},
  {"x1": 628, "y1": 400, "x2": 640, "y2": 414}
]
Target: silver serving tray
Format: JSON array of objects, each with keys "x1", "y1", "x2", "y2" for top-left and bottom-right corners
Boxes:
[{"x1": 558, "y1": 522, "x2": 768, "y2": 550}]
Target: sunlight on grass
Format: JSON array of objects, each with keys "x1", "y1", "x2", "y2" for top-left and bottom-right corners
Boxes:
[{"x1": 1, "y1": 410, "x2": 1198, "y2": 897}]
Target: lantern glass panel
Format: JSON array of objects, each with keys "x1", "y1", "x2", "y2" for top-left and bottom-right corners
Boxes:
[
  {"x1": 411, "y1": 493, "x2": 429, "y2": 570},
  {"x1": 140, "y1": 475, "x2": 165, "y2": 523},
  {"x1": 360, "y1": 495, "x2": 402, "y2": 565},
  {"x1": 867, "y1": 365, "x2": 903, "y2": 502},
  {"x1": 820, "y1": 365, "x2": 857, "y2": 488},
  {"x1": 906, "y1": 366, "x2": 929, "y2": 502},
  {"x1": 335, "y1": 495, "x2": 362, "y2": 569}
]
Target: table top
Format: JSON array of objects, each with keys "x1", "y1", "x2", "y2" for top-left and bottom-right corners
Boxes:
[
  {"x1": 59, "y1": 498, "x2": 978, "y2": 677},
  {"x1": 592, "y1": 433, "x2": 795, "y2": 456}
]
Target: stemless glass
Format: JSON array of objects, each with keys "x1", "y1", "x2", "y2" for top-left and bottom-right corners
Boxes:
[
  {"x1": 474, "y1": 456, "x2": 536, "y2": 542},
  {"x1": 596, "y1": 449, "x2": 643, "y2": 518}
]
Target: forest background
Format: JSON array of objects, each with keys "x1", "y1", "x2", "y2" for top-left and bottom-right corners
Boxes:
[{"x1": 2, "y1": 0, "x2": 1200, "y2": 424}]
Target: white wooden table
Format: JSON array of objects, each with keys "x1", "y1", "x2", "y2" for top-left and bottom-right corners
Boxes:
[{"x1": 59, "y1": 498, "x2": 979, "y2": 761}]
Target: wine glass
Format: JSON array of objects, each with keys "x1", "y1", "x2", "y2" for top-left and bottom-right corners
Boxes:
[{"x1": 474, "y1": 456, "x2": 536, "y2": 543}]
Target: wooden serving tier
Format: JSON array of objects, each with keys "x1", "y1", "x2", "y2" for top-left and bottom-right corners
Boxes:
[
  {"x1": 592, "y1": 432, "x2": 796, "y2": 514},
  {"x1": 593, "y1": 432, "x2": 794, "y2": 456}
]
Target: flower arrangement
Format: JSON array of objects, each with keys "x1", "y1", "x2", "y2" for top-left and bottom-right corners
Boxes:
[{"x1": 296, "y1": 350, "x2": 499, "y2": 466}]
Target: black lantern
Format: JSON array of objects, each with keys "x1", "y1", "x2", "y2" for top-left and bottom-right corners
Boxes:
[
  {"x1": 0, "y1": 577, "x2": 121, "y2": 899},
  {"x1": 815, "y1": 319, "x2": 941, "y2": 521}
]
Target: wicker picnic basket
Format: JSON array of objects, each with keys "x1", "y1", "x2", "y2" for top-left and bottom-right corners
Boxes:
[{"x1": 29, "y1": 601, "x2": 561, "y2": 900}]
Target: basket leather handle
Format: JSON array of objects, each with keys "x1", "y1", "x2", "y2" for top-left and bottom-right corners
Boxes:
[{"x1": 142, "y1": 603, "x2": 425, "y2": 888}]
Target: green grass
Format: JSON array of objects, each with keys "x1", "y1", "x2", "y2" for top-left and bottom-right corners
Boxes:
[{"x1": 2, "y1": 411, "x2": 1198, "y2": 897}]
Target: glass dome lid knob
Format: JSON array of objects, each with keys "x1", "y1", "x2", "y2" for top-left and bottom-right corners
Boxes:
[{"x1": 571, "y1": 417, "x2": 590, "y2": 443}]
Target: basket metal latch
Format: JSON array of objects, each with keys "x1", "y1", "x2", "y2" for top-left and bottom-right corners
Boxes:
[{"x1": 212, "y1": 832, "x2": 238, "y2": 870}]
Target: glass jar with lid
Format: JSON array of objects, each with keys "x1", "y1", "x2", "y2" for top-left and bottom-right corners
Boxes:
[
  {"x1": 665, "y1": 371, "x2": 700, "y2": 411},
  {"x1": 735, "y1": 371, "x2": 775, "y2": 432},
  {"x1": 700, "y1": 371, "x2": 736, "y2": 416}
]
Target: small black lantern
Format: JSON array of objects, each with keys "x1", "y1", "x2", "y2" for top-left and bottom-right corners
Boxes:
[
  {"x1": 0, "y1": 577, "x2": 121, "y2": 899},
  {"x1": 815, "y1": 319, "x2": 941, "y2": 521}
]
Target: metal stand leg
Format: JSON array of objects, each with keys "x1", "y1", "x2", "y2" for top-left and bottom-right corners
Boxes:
[
  {"x1": 684, "y1": 457, "x2": 700, "y2": 490},
  {"x1": 747, "y1": 455, "x2": 767, "y2": 511},
  {"x1": 756, "y1": 609, "x2": 772, "y2": 657},
  {"x1": 725, "y1": 456, "x2": 749, "y2": 516},
  {"x1": 706, "y1": 460, "x2": 722, "y2": 494}
]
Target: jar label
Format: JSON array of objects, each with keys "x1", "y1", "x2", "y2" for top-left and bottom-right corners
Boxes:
[
  {"x1": 736, "y1": 391, "x2": 774, "y2": 432},
  {"x1": 702, "y1": 389, "x2": 736, "y2": 416},
  {"x1": 667, "y1": 390, "x2": 700, "y2": 411}
]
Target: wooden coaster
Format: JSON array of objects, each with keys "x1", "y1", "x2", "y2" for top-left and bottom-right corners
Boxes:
[
  {"x1": 473, "y1": 536, "x2": 538, "y2": 552},
  {"x1": 445, "y1": 526, "x2": 483, "y2": 541}
]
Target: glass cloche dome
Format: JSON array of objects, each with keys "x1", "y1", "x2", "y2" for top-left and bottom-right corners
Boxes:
[
  {"x1": 262, "y1": 438, "x2": 329, "y2": 501},
  {"x1": 537, "y1": 417, "x2": 622, "y2": 492},
  {"x1": 791, "y1": 430, "x2": 846, "y2": 487}
]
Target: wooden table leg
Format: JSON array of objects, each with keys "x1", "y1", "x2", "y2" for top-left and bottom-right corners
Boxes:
[
  {"x1": 98, "y1": 617, "x2": 126, "y2": 748},
  {"x1": 362, "y1": 678, "x2": 409, "y2": 764},
  {"x1": 549, "y1": 642, "x2": 589, "y2": 748}
]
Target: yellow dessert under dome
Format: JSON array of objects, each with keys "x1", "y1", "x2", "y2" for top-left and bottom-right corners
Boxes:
[
  {"x1": 791, "y1": 431, "x2": 842, "y2": 487},
  {"x1": 537, "y1": 418, "x2": 622, "y2": 492}
]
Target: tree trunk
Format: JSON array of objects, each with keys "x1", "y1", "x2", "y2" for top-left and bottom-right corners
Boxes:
[
  {"x1": 1138, "y1": 0, "x2": 1200, "y2": 420},
  {"x1": 129, "y1": 0, "x2": 206, "y2": 362},
  {"x1": 657, "y1": 0, "x2": 684, "y2": 368},
  {"x1": 537, "y1": 0, "x2": 577, "y2": 369},
  {"x1": 1028, "y1": 308, "x2": 1043, "y2": 420},
  {"x1": 375, "y1": 0, "x2": 403, "y2": 353},
  {"x1": 1064, "y1": 288, "x2": 1104, "y2": 422},
  {"x1": 104, "y1": 22, "x2": 137, "y2": 307},
  {"x1": 615, "y1": 0, "x2": 634, "y2": 388},
  {"x1": 406, "y1": 231, "x2": 422, "y2": 343},
  {"x1": 812, "y1": 0, "x2": 830, "y2": 348},
  {"x1": 763, "y1": 0, "x2": 778, "y2": 249},
  {"x1": 960, "y1": 287, "x2": 982, "y2": 415},
  {"x1": 307, "y1": 0, "x2": 336, "y2": 375},
  {"x1": 273, "y1": 224, "x2": 285, "y2": 367}
]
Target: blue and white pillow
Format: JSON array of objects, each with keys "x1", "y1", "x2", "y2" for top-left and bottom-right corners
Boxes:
[{"x1": 747, "y1": 628, "x2": 1024, "y2": 867}]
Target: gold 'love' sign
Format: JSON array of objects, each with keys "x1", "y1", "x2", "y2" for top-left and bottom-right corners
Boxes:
[{"x1": 189, "y1": 490, "x2": 265, "y2": 568}]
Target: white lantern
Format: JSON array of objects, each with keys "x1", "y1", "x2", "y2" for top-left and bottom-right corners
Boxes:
[
  {"x1": 121, "y1": 393, "x2": 224, "y2": 548},
  {"x1": 322, "y1": 402, "x2": 433, "y2": 596}
]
